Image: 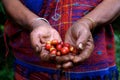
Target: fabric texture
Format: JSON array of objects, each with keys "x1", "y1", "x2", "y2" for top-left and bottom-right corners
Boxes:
[{"x1": 4, "y1": 0, "x2": 119, "y2": 80}]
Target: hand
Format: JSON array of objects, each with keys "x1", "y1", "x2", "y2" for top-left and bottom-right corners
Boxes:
[
  {"x1": 56, "y1": 20, "x2": 94, "y2": 69},
  {"x1": 30, "y1": 20, "x2": 62, "y2": 61}
]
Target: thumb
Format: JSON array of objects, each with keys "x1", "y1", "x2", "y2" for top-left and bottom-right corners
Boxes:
[
  {"x1": 76, "y1": 31, "x2": 90, "y2": 50},
  {"x1": 73, "y1": 35, "x2": 94, "y2": 63},
  {"x1": 30, "y1": 33, "x2": 42, "y2": 53}
]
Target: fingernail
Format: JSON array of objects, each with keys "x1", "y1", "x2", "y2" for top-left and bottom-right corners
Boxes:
[
  {"x1": 78, "y1": 43, "x2": 83, "y2": 50},
  {"x1": 56, "y1": 65, "x2": 62, "y2": 69},
  {"x1": 63, "y1": 62, "x2": 73, "y2": 69},
  {"x1": 36, "y1": 46, "x2": 39, "y2": 52},
  {"x1": 73, "y1": 56, "x2": 82, "y2": 63}
]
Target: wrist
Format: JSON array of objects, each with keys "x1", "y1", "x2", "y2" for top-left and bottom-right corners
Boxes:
[
  {"x1": 77, "y1": 17, "x2": 97, "y2": 30},
  {"x1": 30, "y1": 18, "x2": 50, "y2": 31},
  {"x1": 83, "y1": 17, "x2": 97, "y2": 29}
]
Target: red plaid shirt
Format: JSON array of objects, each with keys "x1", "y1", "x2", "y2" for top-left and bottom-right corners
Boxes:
[{"x1": 4, "y1": 0, "x2": 116, "y2": 72}]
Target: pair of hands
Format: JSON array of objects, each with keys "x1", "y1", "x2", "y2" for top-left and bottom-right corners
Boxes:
[{"x1": 30, "y1": 19, "x2": 94, "y2": 69}]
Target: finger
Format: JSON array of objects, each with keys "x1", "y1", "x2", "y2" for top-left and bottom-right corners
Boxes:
[
  {"x1": 56, "y1": 54, "x2": 72, "y2": 64},
  {"x1": 30, "y1": 33, "x2": 42, "y2": 52},
  {"x1": 36, "y1": 26, "x2": 51, "y2": 43},
  {"x1": 76, "y1": 30, "x2": 90, "y2": 50},
  {"x1": 40, "y1": 33, "x2": 51, "y2": 43},
  {"x1": 73, "y1": 36, "x2": 94, "y2": 63},
  {"x1": 56, "y1": 55, "x2": 70, "y2": 64},
  {"x1": 56, "y1": 64, "x2": 62, "y2": 69},
  {"x1": 49, "y1": 53, "x2": 56, "y2": 61},
  {"x1": 41, "y1": 46, "x2": 58, "y2": 62},
  {"x1": 41, "y1": 29, "x2": 62, "y2": 43},
  {"x1": 64, "y1": 30, "x2": 75, "y2": 46},
  {"x1": 40, "y1": 47, "x2": 50, "y2": 61},
  {"x1": 52, "y1": 30, "x2": 62, "y2": 42},
  {"x1": 62, "y1": 61, "x2": 73, "y2": 69}
]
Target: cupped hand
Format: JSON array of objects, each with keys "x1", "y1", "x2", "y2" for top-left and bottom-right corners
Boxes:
[
  {"x1": 56, "y1": 20, "x2": 94, "y2": 69},
  {"x1": 30, "y1": 20, "x2": 62, "y2": 61}
]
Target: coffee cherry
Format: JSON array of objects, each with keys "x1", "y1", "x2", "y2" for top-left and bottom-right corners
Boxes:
[
  {"x1": 70, "y1": 46, "x2": 74, "y2": 52},
  {"x1": 64, "y1": 43, "x2": 70, "y2": 48},
  {"x1": 46, "y1": 41, "x2": 51, "y2": 44},
  {"x1": 61, "y1": 47, "x2": 69, "y2": 55},
  {"x1": 45, "y1": 40, "x2": 78, "y2": 56},
  {"x1": 72, "y1": 49, "x2": 77, "y2": 55},
  {"x1": 63, "y1": 46, "x2": 69, "y2": 53},
  {"x1": 56, "y1": 44, "x2": 62, "y2": 51},
  {"x1": 51, "y1": 39, "x2": 58, "y2": 45},
  {"x1": 50, "y1": 46, "x2": 55, "y2": 52},
  {"x1": 45, "y1": 43, "x2": 52, "y2": 50},
  {"x1": 70, "y1": 46, "x2": 77, "y2": 55},
  {"x1": 50, "y1": 49, "x2": 57, "y2": 56},
  {"x1": 60, "y1": 41, "x2": 64, "y2": 46}
]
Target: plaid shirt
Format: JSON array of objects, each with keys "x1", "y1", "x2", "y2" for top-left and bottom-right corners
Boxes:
[{"x1": 4, "y1": 0, "x2": 117, "y2": 79}]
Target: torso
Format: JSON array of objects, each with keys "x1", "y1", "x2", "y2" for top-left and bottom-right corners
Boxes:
[{"x1": 4, "y1": 0, "x2": 116, "y2": 72}]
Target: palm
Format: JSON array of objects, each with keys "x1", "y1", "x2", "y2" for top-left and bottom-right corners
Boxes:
[
  {"x1": 56, "y1": 22, "x2": 94, "y2": 69},
  {"x1": 30, "y1": 24, "x2": 62, "y2": 61}
]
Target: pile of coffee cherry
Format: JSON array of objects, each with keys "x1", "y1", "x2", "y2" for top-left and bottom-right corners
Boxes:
[{"x1": 45, "y1": 39, "x2": 77, "y2": 56}]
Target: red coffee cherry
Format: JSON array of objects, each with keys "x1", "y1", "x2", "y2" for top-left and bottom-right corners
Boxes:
[
  {"x1": 50, "y1": 49, "x2": 57, "y2": 56},
  {"x1": 56, "y1": 44, "x2": 62, "y2": 51},
  {"x1": 61, "y1": 47, "x2": 69, "y2": 55},
  {"x1": 63, "y1": 46, "x2": 69, "y2": 53},
  {"x1": 60, "y1": 41, "x2": 64, "y2": 46},
  {"x1": 64, "y1": 43, "x2": 70, "y2": 48},
  {"x1": 45, "y1": 43, "x2": 52, "y2": 50}
]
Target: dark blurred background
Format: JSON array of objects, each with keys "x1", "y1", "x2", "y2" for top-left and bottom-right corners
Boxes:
[
  {"x1": 0, "y1": 1, "x2": 120, "y2": 80},
  {"x1": 0, "y1": 2, "x2": 14, "y2": 80}
]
